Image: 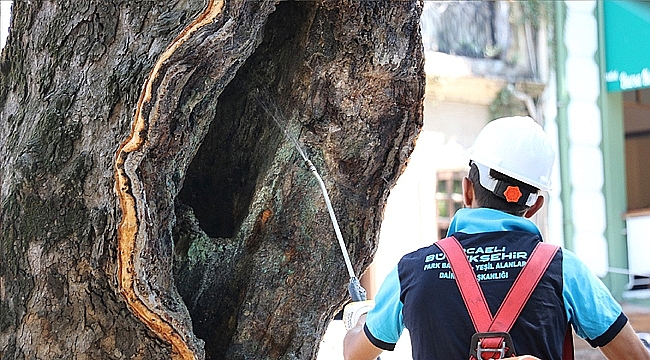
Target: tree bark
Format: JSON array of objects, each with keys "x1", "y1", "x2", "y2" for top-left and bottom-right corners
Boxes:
[{"x1": 0, "y1": 1, "x2": 424, "y2": 359}]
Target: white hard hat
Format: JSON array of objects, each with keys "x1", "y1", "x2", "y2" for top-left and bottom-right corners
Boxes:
[{"x1": 466, "y1": 116, "x2": 555, "y2": 202}]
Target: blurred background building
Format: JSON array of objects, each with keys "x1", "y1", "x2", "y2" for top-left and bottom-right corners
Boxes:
[
  {"x1": 324, "y1": 1, "x2": 650, "y2": 358},
  {"x1": 0, "y1": 1, "x2": 10, "y2": 49},
  {"x1": 372, "y1": 0, "x2": 650, "y2": 309}
]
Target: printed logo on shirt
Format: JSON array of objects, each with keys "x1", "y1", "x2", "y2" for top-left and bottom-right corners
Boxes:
[{"x1": 423, "y1": 245, "x2": 529, "y2": 281}]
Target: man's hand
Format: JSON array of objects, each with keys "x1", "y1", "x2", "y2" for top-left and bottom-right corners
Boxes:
[{"x1": 343, "y1": 311, "x2": 383, "y2": 360}]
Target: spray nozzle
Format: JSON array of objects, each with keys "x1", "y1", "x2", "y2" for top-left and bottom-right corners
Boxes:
[{"x1": 348, "y1": 276, "x2": 367, "y2": 302}]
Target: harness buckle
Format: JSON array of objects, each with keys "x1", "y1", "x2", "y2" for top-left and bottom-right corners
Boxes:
[{"x1": 469, "y1": 332, "x2": 516, "y2": 359}]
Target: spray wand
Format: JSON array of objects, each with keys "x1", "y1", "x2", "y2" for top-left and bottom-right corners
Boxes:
[
  {"x1": 280, "y1": 134, "x2": 367, "y2": 302},
  {"x1": 259, "y1": 94, "x2": 379, "y2": 359},
  {"x1": 257, "y1": 92, "x2": 367, "y2": 302},
  {"x1": 304, "y1": 158, "x2": 367, "y2": 302}
]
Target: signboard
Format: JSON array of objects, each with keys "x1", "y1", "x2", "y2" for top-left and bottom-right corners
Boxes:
[{"x1": 604, "y1": 1, "x2": 650, "y2": 92}]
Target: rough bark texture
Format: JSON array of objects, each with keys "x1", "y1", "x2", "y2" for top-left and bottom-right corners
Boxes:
[{"x1": 0, "y1": 1, "x2": 424, "y2": 359}]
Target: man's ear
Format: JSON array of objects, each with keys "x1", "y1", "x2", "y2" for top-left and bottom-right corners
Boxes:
[
  {"x1": 523, "y1": 194, "x2": 545, "y2": 218},
  {"x1": 462, "y1": 177, "x2": 475, "y2": 208}
]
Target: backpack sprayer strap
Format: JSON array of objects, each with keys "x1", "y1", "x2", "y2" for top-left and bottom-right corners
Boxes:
[
  {"x1": 490, "y1": 242, "x2": 559, "y2": 331},
  {"x1": 436, "y1": 236, "x2": 493, "y2": 332},
  {"x1": 436, "y1": 236, "x2": 560, "y2": 360}
]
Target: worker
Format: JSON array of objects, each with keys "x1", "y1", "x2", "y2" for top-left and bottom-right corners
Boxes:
[{"x1": 343, "y1": 116, "x2": 650, "y2": 360}]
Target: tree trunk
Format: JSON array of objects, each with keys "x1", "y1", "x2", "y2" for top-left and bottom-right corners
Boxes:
[{"x1": 0, "y1": 1, "x2": 424, "y2": 359}]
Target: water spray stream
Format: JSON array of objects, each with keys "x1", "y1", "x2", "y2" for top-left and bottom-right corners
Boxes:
[{"x1": 255, "y1": 90, "x2": 367, "y2": 302}]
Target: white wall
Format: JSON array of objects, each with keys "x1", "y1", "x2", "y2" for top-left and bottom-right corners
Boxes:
[
  {"x1": 563, "y1": 0, "x2": 609, "y2": 277},
  {"x1": 423, "y1": 99, "x2": 489, "y2": 148},
  {"x1": 1, "y1": 1, "x2": 11, "y2": 49},
  {"x1": 543, "y1": 73, "x2": 566, "y2": 249}
]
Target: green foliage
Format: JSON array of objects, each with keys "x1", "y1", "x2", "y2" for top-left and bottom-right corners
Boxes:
[
  {"x1": 519, "y1": 0, "x2": 554, "y2": 28},
  {"x1": 489, "y1": 87, "x2": 529, "y2": 120}
]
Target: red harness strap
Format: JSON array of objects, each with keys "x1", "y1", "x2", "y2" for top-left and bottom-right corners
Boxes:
[{"x1": 436, "y1": 236, "x2": 573, "y2": 360}]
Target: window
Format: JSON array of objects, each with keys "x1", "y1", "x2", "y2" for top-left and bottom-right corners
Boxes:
[{"x1": 436, "y1": 170, "x2": 465, "y2": 239}]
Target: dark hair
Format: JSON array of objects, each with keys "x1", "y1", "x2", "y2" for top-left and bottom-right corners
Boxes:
[{"x1": 468, "y1": 162, "x2": 539, "y2": 216}]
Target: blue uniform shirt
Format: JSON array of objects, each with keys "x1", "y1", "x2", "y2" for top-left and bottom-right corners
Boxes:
[{"x1": 364, "y1": 208, "x2": 626, "y2": 359}]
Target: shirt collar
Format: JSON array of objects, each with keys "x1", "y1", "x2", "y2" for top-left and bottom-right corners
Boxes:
[{"x1": 446, "y1": 208, "x2": 542, "y2": 237}]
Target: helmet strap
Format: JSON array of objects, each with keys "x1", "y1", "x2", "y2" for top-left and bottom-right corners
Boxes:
[
  {"x1": 493, "y1": 180, "x2": 535, "y2": 206},
  {"x1": 474, "y1": 162, "x2": 538, "y2": 207}
]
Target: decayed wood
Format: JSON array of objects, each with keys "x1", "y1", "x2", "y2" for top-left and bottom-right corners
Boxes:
[
  {"x1": 114, "y1": 1, "x2": 226, "y2": 359},
  {"x1": 0, "y1": 0, "x2": 424, "y2": 359}
]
